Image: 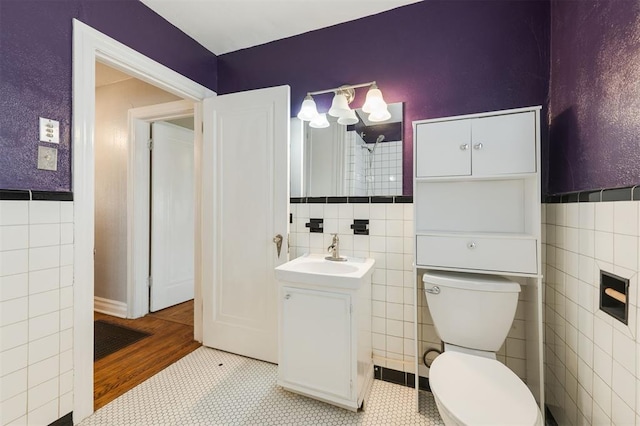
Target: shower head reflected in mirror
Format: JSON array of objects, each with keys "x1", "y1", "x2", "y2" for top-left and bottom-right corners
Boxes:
[{"x1": 361, "y1": 134, "x2": 385, "y2": 153}]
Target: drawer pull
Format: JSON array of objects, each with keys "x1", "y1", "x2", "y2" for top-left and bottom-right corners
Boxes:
[
  {"x1": 467, "y1": 242, "x2": 476, "y2": 249},
  {"x1": 425, "y1": 286, "x2": 440, "y2": 295}
]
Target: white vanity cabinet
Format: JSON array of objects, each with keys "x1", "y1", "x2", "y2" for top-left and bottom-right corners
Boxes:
[{"x1": 277, "y1": 277, "x2": 373, "y2": 411}]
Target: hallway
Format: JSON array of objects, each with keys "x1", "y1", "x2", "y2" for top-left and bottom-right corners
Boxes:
[{"x1": 94, "y1": 301, "x2": 200, "y2": 410}]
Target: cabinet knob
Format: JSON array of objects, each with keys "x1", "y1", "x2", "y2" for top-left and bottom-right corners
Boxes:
[
  {"x1": 459, "y1": 144, "x2": 469, "y2": 151},
  {"x1": 284, "y1": 294, "x2": 291, "y2": 300},
  {"x1": 467, "y1": 242, "x2": 476, "y2": 249},
  {"x1": 473, "y1": 143, "x2": 483, "y2": 150}
]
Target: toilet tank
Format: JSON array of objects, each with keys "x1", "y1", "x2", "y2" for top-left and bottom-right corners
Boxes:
[{"x1": 423, "y1": 270, "x2": 520, "y2": 352}]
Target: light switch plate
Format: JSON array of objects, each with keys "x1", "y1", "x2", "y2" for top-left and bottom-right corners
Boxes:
[
  {"x1": 37, "y1": 146, "x2": 58, "y2": 171},
  {"x1": 39, "y1": 117, "x2": 60, "y2": 143}
]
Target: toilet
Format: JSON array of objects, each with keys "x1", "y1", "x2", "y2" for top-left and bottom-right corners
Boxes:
[{"x1": 423, "y1": 270, "x2": 542, "y2": 426}]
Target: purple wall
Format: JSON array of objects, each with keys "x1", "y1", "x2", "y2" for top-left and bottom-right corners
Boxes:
[
  {"x1": 0, "y1": 0, "x2": 217, "y2": 192},
  {"x1": 548, "y1": 1, "x2": 640, "y2": 194},
  {"x1": 218, "y1": 1, "x2": 551, "y2": 195}
]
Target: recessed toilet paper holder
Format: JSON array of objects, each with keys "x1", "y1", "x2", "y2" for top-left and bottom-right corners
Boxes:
[{"x1": 599, "y1": 270, "x2": 629, "y2": 325}]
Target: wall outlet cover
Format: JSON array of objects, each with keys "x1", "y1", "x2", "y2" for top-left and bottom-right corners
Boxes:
[{"x1": 37, "y1": 146, "x2": 58, "y2": 171}]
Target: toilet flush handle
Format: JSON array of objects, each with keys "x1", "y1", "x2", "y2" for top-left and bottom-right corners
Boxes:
[{"x1": 425, "y1": 286, "x2": 440, "y2": 295}]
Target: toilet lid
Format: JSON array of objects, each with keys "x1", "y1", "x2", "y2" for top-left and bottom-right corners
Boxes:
[{"x1": 429, "y1": 352, "x2": 539, "y2": 426}]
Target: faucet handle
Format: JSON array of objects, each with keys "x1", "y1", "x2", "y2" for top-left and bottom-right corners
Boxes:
[{"x1": 328, "y1": 234, "x2": 339, "y2": 253}]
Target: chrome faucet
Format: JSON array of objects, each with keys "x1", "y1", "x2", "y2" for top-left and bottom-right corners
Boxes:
[{"x1": 326, "y1": 234, "x2": 347, "y2": 261}]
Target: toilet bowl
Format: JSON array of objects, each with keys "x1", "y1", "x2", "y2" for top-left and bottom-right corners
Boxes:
[
  {"x1": 429, "y1": 351, "x2": 542, "y2": 426},
  {"x1": 422, "y1": 270, "x2": 542, "y2": 425}
]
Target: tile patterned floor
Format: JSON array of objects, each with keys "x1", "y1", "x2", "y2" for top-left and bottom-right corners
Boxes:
[{"x1": 81, "y1": 347, "x2": 443, "y2": 425}]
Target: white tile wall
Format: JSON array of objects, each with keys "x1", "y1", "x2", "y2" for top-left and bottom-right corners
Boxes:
[
  {"x1": 290, "y1": 202, "x2": 528, "y2": 381},
  {"x1": 344, "y1": 132, "x2": 403, "y2": 197},
  {"x1": 544, "y1": 200, "x2": 640, "y2": 425},
  {"x1": 0, "y1": 199, "x2": 74, "y2": 425}
]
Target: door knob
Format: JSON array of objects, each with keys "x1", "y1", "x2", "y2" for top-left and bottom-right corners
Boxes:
[{"x1": 273, "y1": 234, "x2": 283, "y2": 258}]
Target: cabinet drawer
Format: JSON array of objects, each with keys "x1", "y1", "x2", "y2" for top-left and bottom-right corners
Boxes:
[{"x1": 416, "y1": 235, "x2": 537, "y2": 274}]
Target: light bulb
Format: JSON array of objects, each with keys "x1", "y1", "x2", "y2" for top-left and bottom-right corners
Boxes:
[
  {"x1": 297, "y1": 94, "x2": 318, "y2": 121},
  {"x1": 368, "y1": 107, "x2": 391, "y2": 122},
  {"x1": 362, "y1": 84, "x2": 387, "y2": 114},
  {"x1": 309, "y1": 113, "x2": 330, "y2": 129},
  {"x1": 328, "y1": 93, "x2": 351, "y2": 117},
  {"x1": 337, "y1": 109, "x2": 358, "y2": 125}
]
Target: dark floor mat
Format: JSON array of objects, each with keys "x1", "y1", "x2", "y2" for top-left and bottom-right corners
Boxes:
[{"x1": 94, "y1": 320, "x2": 151, "y2": 361}]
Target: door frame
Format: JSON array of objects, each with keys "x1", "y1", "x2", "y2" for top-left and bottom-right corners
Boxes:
[
  {"x1": 73, "y1": 19, "x2": 215, "y2": 422},
  {"x1": 127, "y1": 101, "x2": 195, "y2": 319}
]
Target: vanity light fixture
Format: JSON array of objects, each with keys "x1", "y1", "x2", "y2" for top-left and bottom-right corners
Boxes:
[
  {"x1": 297, "y1": 94, "x2": 319, "y2": 121},
  {"x1": 361, "y1": 83, "x2": 385, "y2": 113},
  {"x1": 297, "y1": 81, "x2": 390, "y2": 125},
  {"x1": 309, "y1": 113, "x2": 330, "y2": 129},
  {"x1": 337, "y1": 109, "x2": 359, "y2": 125},
  {"x1": 328, "y1": 90, "x2": 352, "y2": 118}
]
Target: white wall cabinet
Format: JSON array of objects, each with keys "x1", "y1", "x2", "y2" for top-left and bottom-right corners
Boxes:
[
  {"x1": 413, "y1": 108, "x2": 540, "y2": 275},
  {"x1": 277, "y1": 280, "x2": 373, "y2": 411},
  {"x1": 412, "y1": 106, "x2": 544, "y2": 411},
  {"x1": 415, "y1": 110, "x2": 536, "y2": 178}
]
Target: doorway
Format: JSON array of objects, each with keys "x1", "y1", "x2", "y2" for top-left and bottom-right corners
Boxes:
[
  {"x1": 72, "y1": 17, "x2": 215, "y2": 418},
  {"x1": 94, "y1": 62, "x2": 186, "y2": 317},
  {"x1": 93, "y1": 63, "x2": 199, "y2": 408}
]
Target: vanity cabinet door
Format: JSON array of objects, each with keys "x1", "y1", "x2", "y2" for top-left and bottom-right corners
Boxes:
[
  {"x1": 415, "y1": 119, "x2": 471, "y2": 177},
  {"x1": 471, "y1": 112, "x2": 536, "y2": 176},
  {"x1": 280, "y1": 287, "x2": 352, "y2": 401}
]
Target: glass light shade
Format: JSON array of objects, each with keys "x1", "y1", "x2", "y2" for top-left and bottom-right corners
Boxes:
[
  {"x1": 337, "y1": 109, "x2": 358, "y2": 125},
  {"x1": 362, "y1": 86, "x2": 387, "y2": 114},
  {"x1": 368, "y1": 107, "x2": 391, "y2": 122},
  {"x1": 297, "y1": 95, "x2": 318, "y2": 121},
  {"x1": 309, "y1": 113, "x2": 330, "y2": 129},
  {"x1": 328, "y1": 93, "x2": 351, "y2": 117}
]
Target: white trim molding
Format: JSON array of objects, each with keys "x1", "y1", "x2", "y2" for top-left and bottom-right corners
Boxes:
[
  {"x1": 73, "y1": 19, "x2": 215, "y2": 423},
  {"x1": 94, "y1": 296, "x2": 128, "y2": 318}
]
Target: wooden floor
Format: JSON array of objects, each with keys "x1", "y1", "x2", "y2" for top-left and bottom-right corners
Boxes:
[{"x1": 94, "y1": 300, "x2": 200, "y2": 410}]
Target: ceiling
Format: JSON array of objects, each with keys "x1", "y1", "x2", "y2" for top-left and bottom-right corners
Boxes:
[{"x1": 139, "y1": 0, "x2": 421, "y2": 55}]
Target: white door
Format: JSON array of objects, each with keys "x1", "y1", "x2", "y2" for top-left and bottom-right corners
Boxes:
[
  {"x1": 415, "y1": 120, "x2": 471, "y2": 177},
  {"x1": 150, "y1": 121, "x2": 195, "y2": 312},
  {"x1": 202, "y1": 86, "x2": 289, "y2": 364},
  {"x1": 471, "y1": 112, "x2": 536, "y2": 176}
]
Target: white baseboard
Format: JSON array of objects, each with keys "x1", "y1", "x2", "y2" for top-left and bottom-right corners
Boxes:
[{"x1": 94, "y1": 296, "x2": 128, "y2": 318}]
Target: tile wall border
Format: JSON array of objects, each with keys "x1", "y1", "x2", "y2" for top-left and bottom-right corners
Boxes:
[
  {"x1": 0, "y1": 189, "x2": 74, "y2": 201},
  {"x1": 291, "y1": 196, "x2": 413, "y2": 204},
  {"x1": 374, "y1": 365, "x2": 431, "y2": 392},
  {"x1": 48, "y1": 412, "x2": 73, "y2": 426},
  {"x1": 545, "y1": 185, "x2": 639, "y2": 203}
]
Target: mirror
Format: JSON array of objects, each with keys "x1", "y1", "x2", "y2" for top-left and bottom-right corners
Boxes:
[{"x1": 291, "y1": 102, "x2": 403, "y2": 198}]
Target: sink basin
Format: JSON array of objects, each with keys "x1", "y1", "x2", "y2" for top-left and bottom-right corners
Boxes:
[{"x1": 275, "y1": 253, "x2": 375, "y2": 289}]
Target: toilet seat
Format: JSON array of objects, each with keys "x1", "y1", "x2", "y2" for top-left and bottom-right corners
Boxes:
[{"x1": 429, "y1": 352, "x2": 540, "y2": 426}]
